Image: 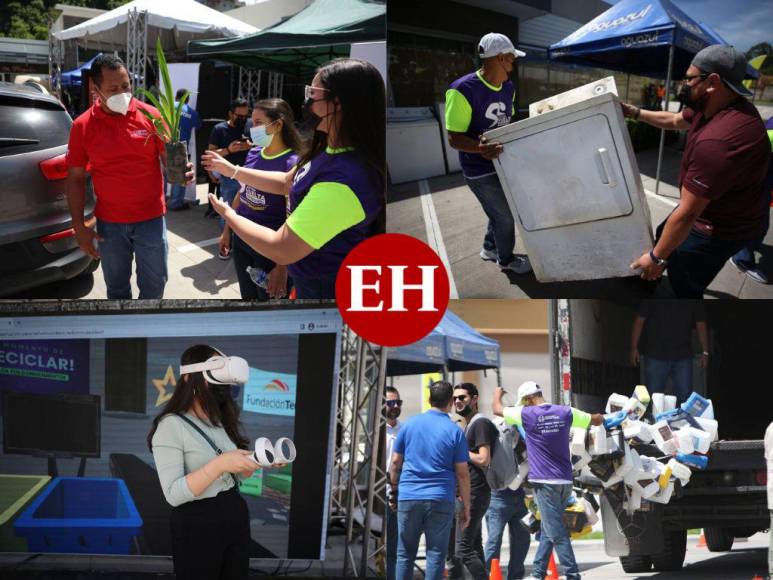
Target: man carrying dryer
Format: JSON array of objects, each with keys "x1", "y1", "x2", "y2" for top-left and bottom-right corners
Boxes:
[{"x1": 445, "y1": 32, "x2": 531, "y2": 276}]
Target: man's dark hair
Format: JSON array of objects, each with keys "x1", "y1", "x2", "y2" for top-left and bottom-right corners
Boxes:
[
  {"x1": 385, "y1": 386, "x2": 400, "y2": 397},
  {"x1": 91, "y1": 54, "x2": 127, "y2": 86},
  {"x1": 455, "y1": 382, "x2": 478, "y2": 399},
  {"x1": 428, "y1": 381, "x2": 453, "y2": 408},
  {"x1": 175, "y1": 88, "x2": 189, "y2": 102},
  {"x1": 229, "y1": 97, "x2": 249, "y2": 113}
]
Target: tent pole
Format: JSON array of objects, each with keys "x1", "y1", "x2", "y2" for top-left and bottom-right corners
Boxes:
[
  {"x1": 655, "y1": 43, "x2": 675, "y2": 195},
  {"x1": 496, "y1": 367, "x2": 502, "y2": 388},
  {"x1": 625, "y1": 72, "x2": 630, "y2": 102}
]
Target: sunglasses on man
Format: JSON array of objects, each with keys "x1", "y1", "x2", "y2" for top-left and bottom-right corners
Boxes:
[
  {"x1": 453, "y1": 395, "x2": 469, "y2": 402},
  {"x1": 385, "y1": 399, "x2": 403, "y2": 408}
]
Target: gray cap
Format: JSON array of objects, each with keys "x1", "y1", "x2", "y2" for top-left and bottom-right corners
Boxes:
[
  {"x1": 478, "y1": 33, "x2": 526, "y2": 59},
  {"x1": 691, "y1": 44, "x2": 752, "y2": 98}
]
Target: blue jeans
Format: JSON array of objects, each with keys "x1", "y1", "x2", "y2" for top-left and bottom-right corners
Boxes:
[
  {"x1": 656, "y1": 219, "x2": 749, "y2": 298},
  {"x1": 531, "y1": 483, "x2": 580, "y2": 580},
  {"x1": 169, "y1": 183, "x2": 187, "y2": 209},
  {"x1": 484, "y1": 489, "x2": 530, "y2": 580},
  {"x1": 387, "y1": 505, "x2": 397, "y2": 580},
  {"x1": 218, "y1": 176, "x2": 241, "y2": 230},
  {"x1": 397, "y1": 500, "x2": 455, "y2": 580},
  {"x1": 465, "y1": 174, "x2": 516, "y2": 266},
  {"x1": 644, "y1": 356, "x2": 692, "y2": 404},
  {"x1": 732, "y1": 196, "x2": 771, "y2": 268},
  {"x1": 292, "y1": 271, "x2": 338, "y2": 300},
  {"x1": 97, "y1": 216, "x2": 168, "y2": 299}
]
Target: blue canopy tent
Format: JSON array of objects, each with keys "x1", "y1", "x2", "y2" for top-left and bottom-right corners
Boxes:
[
  {"x1": 61, "y1": 53, "x2": 103, "y2": 89},
  {"x1": 548, "y1": 0, "x2": 756, "y2": 194},
  {"x1": 386, "y1": 311, "x2": 501, "y2": 381}
]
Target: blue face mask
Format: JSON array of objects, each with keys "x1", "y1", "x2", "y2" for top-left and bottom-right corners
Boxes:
[{"x1": 250, "y1": 122, "x2": 275, "y2": 148}]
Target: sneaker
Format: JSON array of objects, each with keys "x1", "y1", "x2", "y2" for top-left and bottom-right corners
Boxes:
[
  {"x1": 501, "y1": 255, "x2": 532, "y2": 274},
  {"x1": 746, "y1": 268, "x2": 769, "y2": 284},
  {"x1": 729, "y1": 256, "x2": 750, "y2": 273},
  {"x1": 479, "y1": 248, "x2": 498, "y2": 262}
]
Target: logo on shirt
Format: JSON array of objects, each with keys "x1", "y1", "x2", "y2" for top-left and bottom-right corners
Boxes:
[
  {"x1": 484, "y1": 102, "x2": 509, "y2": 129},
  {"x1": 293, "y1": 161, "x2": 311, "y2": 185},
  {"x1": 130, "y1": 129, "x2": 150, "y2": 139},
  {"x1": 691, "y1": 177, "x2": 710, "y2": 189},
  {"x1": 244, "y1": 186, "x2": 266, "y2": 208}
]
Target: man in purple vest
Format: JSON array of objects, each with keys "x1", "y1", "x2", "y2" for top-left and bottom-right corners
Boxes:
[
  {"x1": 493, "y1": 382, "x2": 603, "y2": 580},
  {"x1": 445, "y1": 33, "x2": 531, "y2": 276}
]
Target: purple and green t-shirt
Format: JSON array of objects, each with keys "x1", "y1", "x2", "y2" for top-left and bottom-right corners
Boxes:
[
  {"x1": 445, "y1": 70, "x2": 516, "y2": 179},
  {"x1": 240, "y1": 147, "x2": 299, "y2": 229},
  {"x1": 503, "y1": 404, "x2": 592, "y2": 484},
  {"x1": 286, "y1": 147, "x2": 382, "y2": 282}
]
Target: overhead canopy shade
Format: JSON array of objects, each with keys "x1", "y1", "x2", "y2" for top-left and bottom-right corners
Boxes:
[
  {"x1": 53, "y1": 0, "x2": 257, "y2": 53},
  {"x1": 439, "y1": 311, "x2": 500, "y2": 372},
  {"x1": 186, "y1": 0, "x2": 386, "y2": 76},
  {"x1": 548, "y1": 0, "x2": 754, "y2": 79},
  {"x1": 386, "y1": 329, "x2": 446, "y2": 377},
  {"x1": 61, "y1": 53, "x2": 103, "y2": 89}
]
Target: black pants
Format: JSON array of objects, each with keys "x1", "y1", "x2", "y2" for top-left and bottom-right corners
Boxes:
[
  {"x1": 232, "y1": 235, "x2": 292, "y2": 301},
  {"x1": 170, "y1": 486, "x2": 250, "y2": 580},
  {"x1": 455, "y1": 491, "x2": 491, "y2": 580}
]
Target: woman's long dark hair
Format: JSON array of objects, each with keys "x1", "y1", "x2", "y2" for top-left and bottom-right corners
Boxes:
[
  {"x1": 147, "y1": 344, "x2": 249, "y2": 451},
  {"x1": 297, "y1": 58, "x2": 386, "y2": 234},
  {"x1": 254, "y1": 98, "x2": 304, "y2": 154}
]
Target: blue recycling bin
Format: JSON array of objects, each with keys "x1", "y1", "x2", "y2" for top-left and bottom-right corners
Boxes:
[{"x1": 14, "y1": 477, "x2": 142, "y2": 554}]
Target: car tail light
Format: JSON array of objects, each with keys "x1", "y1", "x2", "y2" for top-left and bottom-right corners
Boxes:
[
  {"x1": 39, "y1": 228, "x2": 77, "y2": 253},
  {"x1": 755, "y1": 470, "x2": 767, "y2": 486},
  {"x1": 39, "y1": 154, "x2": 68, "y2": 181}
]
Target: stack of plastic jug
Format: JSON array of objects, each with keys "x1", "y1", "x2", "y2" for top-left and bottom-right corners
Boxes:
[{"x1": 569, "y1": 386, "x2": 719, "y2": 514}]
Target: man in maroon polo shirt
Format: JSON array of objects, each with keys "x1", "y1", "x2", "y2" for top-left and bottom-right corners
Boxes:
[
  {"x1": 65, "y1": 54, "x2": 192, "y2": 299},
  {"x1": 622, "y1": 45, "x2": 771, "y2": 298}
]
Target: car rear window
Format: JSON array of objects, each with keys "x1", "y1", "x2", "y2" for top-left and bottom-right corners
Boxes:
[{"x1": 0, "y1": 96, "x2": 71, "y2": 157}]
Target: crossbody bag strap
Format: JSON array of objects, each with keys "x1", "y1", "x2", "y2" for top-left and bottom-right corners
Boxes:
[{"x1": 175, "y1": 413, "x2": 240, "y2": 489}]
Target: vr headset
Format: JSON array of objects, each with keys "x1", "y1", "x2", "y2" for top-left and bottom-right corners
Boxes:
[{"x1": 179, "y1": 347, "x2": 249, "y2": 385}]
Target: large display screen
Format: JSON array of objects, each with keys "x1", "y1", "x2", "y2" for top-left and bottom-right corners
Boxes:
[{"x1": 0, "y1": 308, "x2": 341, "y2": 561}]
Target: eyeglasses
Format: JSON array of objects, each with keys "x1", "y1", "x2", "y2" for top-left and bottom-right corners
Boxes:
[
  {"x1": 385, "y1": 399, "x2": 403, "y2": 408},
  {"x1": 453, "y1": 395, "x2": 468, "y2": 402},
  {"x1": 682, "y1": 73, "x2": 709, "y2": 83},
  {"x1": 304, "y1": 84, "x2": 330, "y2": 101}
]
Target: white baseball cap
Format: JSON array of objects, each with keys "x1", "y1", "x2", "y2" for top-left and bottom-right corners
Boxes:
[
  {"x1": 517, "y1": 381, "x2": 542, "y2": 403},
  {"x1": 478, "y1": 33, "x2": 526, "y2": 59}
]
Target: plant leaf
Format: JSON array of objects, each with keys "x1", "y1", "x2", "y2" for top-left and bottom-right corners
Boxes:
[
  {"x1": 155, "y1": 38, "x2": 178, "y2": 141},
  {"x1": 173, "y1": 90, "x2": 190, "y2": 144},
  {"x1": 138, "y1": 89, "x2": 174, "y2": 139}
]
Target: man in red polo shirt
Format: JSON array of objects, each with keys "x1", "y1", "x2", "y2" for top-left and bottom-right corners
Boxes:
[
  {"x1": 622, "y1": 45, "x2": 771, "y2": 298},
  {"x1": 65, "y1": 54, "x2": 191, "y2": 299}
]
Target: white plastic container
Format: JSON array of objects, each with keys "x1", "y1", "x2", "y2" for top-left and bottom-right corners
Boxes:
[
  {"x1": 689, "y1": 427, "x2": 712, "y2": 454},
  {"x1": 676, "y1": 429, "x2": 695, "y2": 454},
  {"x1": 632, "y1": 385, "x2": 651, "y2": 406},
  {"x1": 648, "y1": 481, "x2": 674, "y2": 504},
  {"x1": 591, "y1": 425, "x2": 608, "y2": 455},
  {"x1": 606, "y1": 393, "x2": 629, "y2": 414},
  {"x1": 623, "y1": 420, "x2": 653, "y2": 443},
  {"x1": 667, "y1": 458, "x2": 692, "y2": 484},
  {"x1": 664, "y1": 395, "x2": 677, "y2": 413},
  {"x1": 652, "y1": 421, "x2": 679, "y2": 455},
  {"x1": 696, "y1": 417, "x2": 719, "y2": 441},
  {"x1": 652, "y1": 393, "x2": 666, "y2": 417},
  {"x1": 571, "y1": 427, "x2": 588, "y2": 456}
]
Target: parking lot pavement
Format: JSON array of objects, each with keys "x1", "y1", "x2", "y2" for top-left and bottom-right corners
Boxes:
[
  {"x1": 388, "y1": 145, "x2": 773, "y2": 299},
  {"x1": 408, "y1": 532, "x2": 770, "y2": 579},
  {"x1": 9, "y1": 184, "x2": 243, "y2": 299}
]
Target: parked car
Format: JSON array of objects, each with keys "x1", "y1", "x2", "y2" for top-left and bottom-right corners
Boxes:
[{"x1": 0, "y1": 82, "x2": 97, "y2": 296}]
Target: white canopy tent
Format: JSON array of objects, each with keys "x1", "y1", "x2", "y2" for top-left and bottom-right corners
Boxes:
[{"x1": 50, "y1": 0, "x2": 258, "y2": 98}]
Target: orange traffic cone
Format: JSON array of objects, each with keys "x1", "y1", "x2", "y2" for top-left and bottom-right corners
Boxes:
[
  {"x1": 546, "y1": 551, "x2": 560, "y2": 580},
  {"x1": 697, "y1": 531, "x2": 707, "y2": 548},
  {"x1": 489, "y1": 558, "x2": 502, "y2": 580},
  {"x1": 752, "y1": 575, "x2": 765, "y2": 580}
]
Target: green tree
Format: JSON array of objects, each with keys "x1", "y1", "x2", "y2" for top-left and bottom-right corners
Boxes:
[{"x1": 0, "y1": 0, "x2": 133, "y2": 40}]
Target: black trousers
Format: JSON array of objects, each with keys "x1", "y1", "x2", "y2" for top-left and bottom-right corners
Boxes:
[
  {"x1": 454, "y1": 490, "x2": 491, "y2": 580},
  {"x1": 170, "y1": 486, "x2": 250, "y2": 580}
]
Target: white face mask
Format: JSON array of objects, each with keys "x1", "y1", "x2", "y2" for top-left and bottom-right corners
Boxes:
[
  {"x1": 250, "y1": 122, "x2": 275, "y2": 148},
  {"x1": 99, "y1": 91, "x2": 132, "y2": 115}
]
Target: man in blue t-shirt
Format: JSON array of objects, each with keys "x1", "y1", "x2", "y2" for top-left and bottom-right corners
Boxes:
[
  {"x1": 390, "y1": 382, "x2": 471, "y2": 580},
  {"x1": 168, "y1": 89, "x2": 202, "y2": 210},
  {"x1": 445, "y1": 32, "x2": 531, "y2": 276},
  {"x1": 493, "y1": 382, "x2": 603, "y2": 580}
]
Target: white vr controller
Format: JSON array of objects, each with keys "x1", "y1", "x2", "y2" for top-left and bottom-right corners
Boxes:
[{"x1": 252, "y1": 437, "x2": 297, "y2": 467}]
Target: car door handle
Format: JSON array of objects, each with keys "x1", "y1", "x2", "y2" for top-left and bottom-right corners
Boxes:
[{"x1": 596, "y1": 147, "x2": 616, "y2": 188}]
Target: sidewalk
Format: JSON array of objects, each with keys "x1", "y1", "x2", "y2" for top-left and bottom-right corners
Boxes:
[{"x1": 388, "y1": 145, "x2": 773, "y2": 299}]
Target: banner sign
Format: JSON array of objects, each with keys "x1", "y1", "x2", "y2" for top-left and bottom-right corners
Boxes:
[
  {"x1": 243, "y1": 368, "x2": 297, "y2": 417},
  {"x1": 0, "y1": 339, "x2": 90, "y2": 394}
]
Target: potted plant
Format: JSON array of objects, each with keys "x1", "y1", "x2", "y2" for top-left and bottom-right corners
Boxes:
[{"x1": 139, "y1": 38, "x2": 190, "y2": 184}]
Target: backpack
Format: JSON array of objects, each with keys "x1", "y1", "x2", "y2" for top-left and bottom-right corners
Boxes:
[{"x1": 468, "y1": 414, "x2": 519, "y2": 491}]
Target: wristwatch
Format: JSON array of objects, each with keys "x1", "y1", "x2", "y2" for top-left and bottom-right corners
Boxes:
[{"x1": 649, "y1": 250, "x2": 668, "y2": 267}]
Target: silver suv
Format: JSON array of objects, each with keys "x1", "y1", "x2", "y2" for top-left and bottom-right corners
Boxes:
[{"x1": 0, "y1": 82, "x2": 97, "y2": 296}]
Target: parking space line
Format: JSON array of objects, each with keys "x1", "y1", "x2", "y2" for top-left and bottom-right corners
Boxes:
[
  {"x1": 176, "y1": 237, "x2": 221, "y2": 253},
  {"x1": 419, "y1": 179, "x2": 459, "y2": 299}
]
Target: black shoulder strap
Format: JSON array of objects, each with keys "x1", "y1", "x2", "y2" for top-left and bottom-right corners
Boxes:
[{"x1": 175, "y1": 413, "x2": 240, "y2": 488}]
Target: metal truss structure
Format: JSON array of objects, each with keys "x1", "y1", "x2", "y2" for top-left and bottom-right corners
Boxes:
[
  {"x1": 126, "y1": 8, "x2": 148, "y2": 100},
  {"x1": 267, "y1": 70, "x2": 284, "y2": 98},
  {"x1": 331, "y1": 327, "x2": 388, "y2": 577},
  {"x1": 237, "y1": 66, "x2": 262, "y2": 104},
  {"x1": 48, "y1": 31, "x2": 64, "y2": 100}
]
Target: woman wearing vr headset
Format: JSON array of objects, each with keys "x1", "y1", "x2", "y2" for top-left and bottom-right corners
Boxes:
[
  {"x1": 148, "y1": 344, "x2": 277, "y2": 579},
  {"x1": 202, "y1": 58, "x2": 386, "y2": 299}
]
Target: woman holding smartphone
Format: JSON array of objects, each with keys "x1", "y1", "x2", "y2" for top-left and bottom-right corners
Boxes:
[
  {"x1": 203, "y1": 58, "x2": 385, "y2": 299},
  {"x1": 148, "y1": 344, "x2": 278, "y2": 579}
]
